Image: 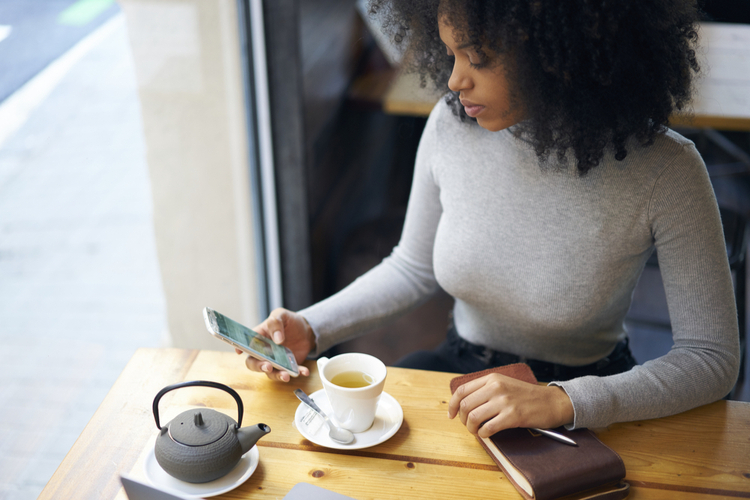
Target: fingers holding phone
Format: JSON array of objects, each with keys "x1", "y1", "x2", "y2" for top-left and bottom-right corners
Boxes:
[
  {"x1": 244, "y1": 355, "x2": 298, "y2": 381},
  {"x1": 249, "y1": 308, "x2": 315, "y2": 379},
  {"x1": 203, "y1": 307, "x2": 313, "y2": 382},
  {"x1": 253, "y1": 309, "x2": 288, "y2": 346},
  {"x1": 246, "y1": 318, "x2": 290, "y2": 380}
]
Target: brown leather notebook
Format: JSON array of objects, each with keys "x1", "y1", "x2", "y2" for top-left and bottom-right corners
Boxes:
[{"x1": 450, "y1": 364, "x2": 630, "y2": 500}]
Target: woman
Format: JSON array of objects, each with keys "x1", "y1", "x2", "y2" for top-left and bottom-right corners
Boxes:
[{"x1": 239, "y1": 0, "x2": 739, "y2": 437}]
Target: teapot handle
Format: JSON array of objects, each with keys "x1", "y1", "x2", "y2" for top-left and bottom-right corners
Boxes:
[{"x1": 152, "y1": 380, "x2": 243, "y2": 430}]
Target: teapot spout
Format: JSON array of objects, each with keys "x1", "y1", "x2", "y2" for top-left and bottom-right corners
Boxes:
[{"x1": 238, "y1": 423, "x2": 271, "y2": 454}]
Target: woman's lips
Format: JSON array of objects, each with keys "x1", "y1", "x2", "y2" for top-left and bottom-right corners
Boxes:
[{"x1": 461, "y1": 99, "x2": 485, "y2": 118}]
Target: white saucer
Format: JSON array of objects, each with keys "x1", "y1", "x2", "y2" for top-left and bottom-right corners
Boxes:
[
  {"x1": 294, "y1": 389, "x2": 403, "y2": 450},
  {"x1": 143, "y1": 440, "x2": 259, "y2": 498}
]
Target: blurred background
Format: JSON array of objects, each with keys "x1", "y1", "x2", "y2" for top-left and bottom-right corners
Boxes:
[
  {"x1": 0, "y1": 2, "x2": 167, "y2": 498},
  {"x1": 0, "y1": 1, "x2": 748, "y2": 498}
]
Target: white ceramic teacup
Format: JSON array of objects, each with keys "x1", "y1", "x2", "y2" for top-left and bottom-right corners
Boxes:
[{"x1": 316, "y1": 353, "x2": 387, "y2": 433}]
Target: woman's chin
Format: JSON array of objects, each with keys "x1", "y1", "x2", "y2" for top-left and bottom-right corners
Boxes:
[
  {"x1": 477, "y1": 118, "x2": 506, "y2": 132},
  {"x1": 477, "y1": 113, "x2": 524, "y2": 133}
]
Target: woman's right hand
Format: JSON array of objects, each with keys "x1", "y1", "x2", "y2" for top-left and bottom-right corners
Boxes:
[{"x1": 237, "y1": 308, "x2": 316, "y2": 382}]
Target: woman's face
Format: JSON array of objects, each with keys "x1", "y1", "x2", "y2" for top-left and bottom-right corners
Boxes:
[{"x1": 438, "y1": 16, "x2": 524, "y2": 132}]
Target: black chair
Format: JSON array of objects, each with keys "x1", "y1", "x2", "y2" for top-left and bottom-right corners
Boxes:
[{"x1": 721, "y1": 208, "x2": 748, "y2": 390}]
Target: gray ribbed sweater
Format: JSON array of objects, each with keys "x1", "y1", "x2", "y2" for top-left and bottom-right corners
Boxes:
[{"x1": 300, "y1": 99, "x2": 740, "y2": 429}]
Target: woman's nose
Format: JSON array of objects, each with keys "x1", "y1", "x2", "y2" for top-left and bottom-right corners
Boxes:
[{"x1": 448, "y1": 60, "x2": 472, "y2": 92}]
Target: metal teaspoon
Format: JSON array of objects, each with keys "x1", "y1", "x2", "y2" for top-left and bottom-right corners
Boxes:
[{"x1": 294, "y1": 389, "x2": 355, "y2": 445}]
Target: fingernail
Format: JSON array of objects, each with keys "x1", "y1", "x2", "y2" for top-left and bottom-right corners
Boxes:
[
  {"x1": 262, "y1": 364, "x2": 270, "y2": 373},
  {"x1": 273, "y1": 331, "x2": 282, "y2": 343}
]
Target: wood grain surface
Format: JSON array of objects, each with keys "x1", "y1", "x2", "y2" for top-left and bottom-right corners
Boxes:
[{"x1": 41, "y1": 348, "x2": 750, "y2": 499}]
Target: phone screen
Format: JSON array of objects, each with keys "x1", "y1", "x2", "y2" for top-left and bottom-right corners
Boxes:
[{"x1": 205, "y1": 308, "x2": 298, "y2": 373}]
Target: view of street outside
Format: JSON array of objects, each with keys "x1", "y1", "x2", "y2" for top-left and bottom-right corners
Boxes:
[{"x1": 0, "y1": 1, "x2": 168, "y2": 498}]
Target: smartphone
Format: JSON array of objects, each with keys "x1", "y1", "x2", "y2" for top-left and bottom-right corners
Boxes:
[{"x1": 203, "y1": 307, "x2": 300, "y2": 377}]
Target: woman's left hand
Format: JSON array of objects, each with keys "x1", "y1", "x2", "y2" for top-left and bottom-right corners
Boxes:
[{"x1": 448, "y1": 373, "x2": 575, "y2": 438}]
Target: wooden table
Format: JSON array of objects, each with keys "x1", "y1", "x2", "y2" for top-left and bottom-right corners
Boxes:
[
  {"x1": 41, "y1": 348, "x2": 750, "y2": 499},
  {"x1": 380, "y1": 22, "x2": 750, "y2": 131}
]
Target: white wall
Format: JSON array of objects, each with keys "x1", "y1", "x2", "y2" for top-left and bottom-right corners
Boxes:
[{"x1": 119, "y1": 0, "x2": 262, "y2": 349}]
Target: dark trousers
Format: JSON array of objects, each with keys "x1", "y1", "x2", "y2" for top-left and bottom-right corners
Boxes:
[{"x1": 395, "y1": 322, "x2": 637, "y2": 382}]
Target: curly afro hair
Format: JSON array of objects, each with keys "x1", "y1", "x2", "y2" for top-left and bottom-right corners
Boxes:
[{"x1": 368, "y1": 0, "x2": 701, "y2": 174}]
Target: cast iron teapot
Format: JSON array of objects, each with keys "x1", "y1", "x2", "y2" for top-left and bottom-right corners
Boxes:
[{"x1": 152, "y1": 380, "x2": 270, "y2": 483}]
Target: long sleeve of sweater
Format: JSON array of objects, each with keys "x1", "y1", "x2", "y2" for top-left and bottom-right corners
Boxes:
[
  {"x1": 300, "y1": 108, "x2": 444, "y2": 356},
  {"x1": 550, "y1": 145, "x2": 740, "y2": 428}
]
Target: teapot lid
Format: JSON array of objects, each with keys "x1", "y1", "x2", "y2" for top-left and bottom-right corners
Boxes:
[{"x1": 168, "y1": 409, "x2": 231, "y2": 446}]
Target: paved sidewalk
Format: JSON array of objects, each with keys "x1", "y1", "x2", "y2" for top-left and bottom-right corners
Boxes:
[{"x1": 0, "y1": 14, "x2": 168, "y2": 500}]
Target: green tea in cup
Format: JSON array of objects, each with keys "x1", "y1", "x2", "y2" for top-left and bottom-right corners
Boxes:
[{"x1": 330, "y1": 370, "x2": 374, "y2": 388}]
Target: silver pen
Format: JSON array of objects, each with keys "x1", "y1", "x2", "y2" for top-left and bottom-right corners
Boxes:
[{"x1": 532, "y1": 428, "x2": 578, "y2": 446}]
